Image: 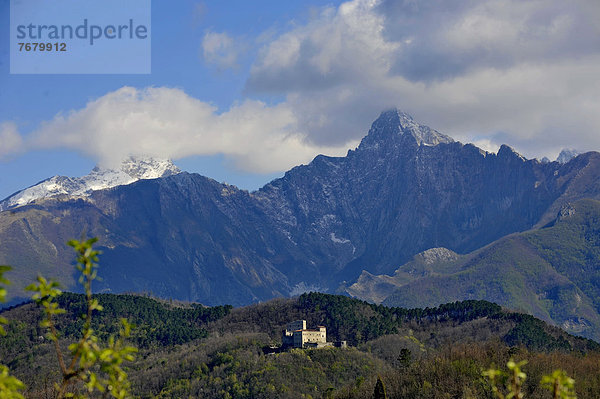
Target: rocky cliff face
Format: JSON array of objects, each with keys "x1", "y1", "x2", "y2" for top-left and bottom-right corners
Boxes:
[
  {"x1": 1, "y1": 109, "x2": 600, "y2": 308},
  {"x1": 253, "y1": 110, "x2": 575, "y2": 286}
]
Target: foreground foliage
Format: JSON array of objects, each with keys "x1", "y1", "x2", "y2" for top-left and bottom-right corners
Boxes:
[
  {"x1": 1, "y1": 239, "x2": 139, "y2": 398},
  {"x1": 26, "y1": 238, "x2": 137, "y2": 398}
]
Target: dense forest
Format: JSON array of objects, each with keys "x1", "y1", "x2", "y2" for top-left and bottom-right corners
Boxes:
[{"x1": 1, "y1": 292, "x2": 599, "y2": 397}]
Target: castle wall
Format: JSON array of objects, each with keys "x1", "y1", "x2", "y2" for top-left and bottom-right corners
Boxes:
[{"x1": 282, "y1": 320, "x2": 330, "y2": 348}]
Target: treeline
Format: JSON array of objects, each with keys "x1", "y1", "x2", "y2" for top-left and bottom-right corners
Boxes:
[
  {"x1": 206, "y1": 292, "x2": 598, "y2": 354},
  {"x1": 297, "y1": 293, "x2": 503, "y2": 345},
  {"x1": 1, "y1": 292, "x2": 232, "y2": 349},
  {"x1": 494, "y1": 312, "x2": 600, "y2": 352},
  {"x1": 6, "y1": 291, "x2": 595, "y2": 352},
  {"x1": 294, "y1": 292, "x2": 599, "y2": 352},
  {"x1": 55, "y1": 292, "x2": 232, "y2": 347}
]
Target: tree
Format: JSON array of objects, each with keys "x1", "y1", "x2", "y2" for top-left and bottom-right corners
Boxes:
[
  {"x1": 25, "y1": 238, "x2": 137, "y2": 398},
  {"x1": 397, "y1": 348, "x2": 412, "y2": 368},
  {"x1": 372, "y1": 376, "x2": 387, "y2": 399}
]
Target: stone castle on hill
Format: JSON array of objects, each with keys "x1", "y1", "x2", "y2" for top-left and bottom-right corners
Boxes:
[{"x1": 282, "y1": 320, "x2": 346, "y2": 349}]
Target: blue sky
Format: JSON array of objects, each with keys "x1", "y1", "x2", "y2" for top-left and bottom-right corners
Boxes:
[
  {"x1": 0, "y1": 0, "x2": 339, "y2": 198},
  {"x1": 1, "y1": 0, "x2": 599, "y2": 200}
]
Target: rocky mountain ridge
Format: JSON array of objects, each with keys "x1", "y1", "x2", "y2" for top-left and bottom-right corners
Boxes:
[
  {"x1": 0, "y1": 156, "x2": 180, "y2": 211},
  {"x1": 2, "y1": 109, "x2": 600, "y2": 341}
]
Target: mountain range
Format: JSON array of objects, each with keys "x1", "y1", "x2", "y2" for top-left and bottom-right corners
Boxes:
[{"x1": 2, "y1": 109, "x2": 600, "y2": 340}]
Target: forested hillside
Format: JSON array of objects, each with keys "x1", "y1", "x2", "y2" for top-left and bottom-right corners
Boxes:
[{"x1": 1, "y1": 292, "x2": 599, "y2": 398}]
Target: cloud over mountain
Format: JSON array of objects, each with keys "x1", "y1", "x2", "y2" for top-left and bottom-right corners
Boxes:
[
  {"x1": 246, "y1": 0, "x2": 600, "y2": 158},
  {"x1": 2, "y1": 0, "x2": 599, "y2": 170},
  {"x1": 22, "y1": 86, "x2": 355, "y2": 172}
]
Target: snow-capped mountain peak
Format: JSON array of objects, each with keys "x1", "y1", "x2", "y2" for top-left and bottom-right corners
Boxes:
[
  {"x1": 113, "y1": 156, "x2": 181, "y2": 180},
  {"x1": 358, "y1": 109, "x2": 454, "y2": 151},
  {"x1": 0, "y1": 156, "x2": 181, "y2": 211},
  {"x1": 556, "y1": 148, "x2": 581, "y2": 164}
]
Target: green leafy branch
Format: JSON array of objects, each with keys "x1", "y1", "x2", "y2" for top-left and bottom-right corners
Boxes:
[
  {"x1": 541, "y1": 370, "x2": 576, "y2": 399},
  {"x1": 25, "y1": 238, "x2": 137, "y2": 399},
  {"x1": 484, "y1": 359, "x2": 577, "y2": 399}
]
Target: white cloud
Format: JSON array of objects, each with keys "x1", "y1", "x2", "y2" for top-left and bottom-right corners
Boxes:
[
  {"x1": 465, "y1": 138, "x2": 501, "y2": 155},
  {"x1": 202, "y1": 31, "x2": 241, "y2": 70},
  {"x1": 23, "y1": 86, "x2": 355, "y2": 173},
  {"x1": 0, "y1": 122, "x2": 24, "y2": 158},
  {"x1": 243, "y1": 0, "x2": 600, "y2": 159},
  {"x1": 247, "y1": 0, "x2": 396, "y2": 93},
  {"x1": 3, "y1": 0, "x2": 599, "y2": 171}
]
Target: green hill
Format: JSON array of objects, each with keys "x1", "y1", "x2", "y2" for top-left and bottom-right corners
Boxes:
[{"x1": 1, "y1": 292, "x2": 599, "y2": 398}]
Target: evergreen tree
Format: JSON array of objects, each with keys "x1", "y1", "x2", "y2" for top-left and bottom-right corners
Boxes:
[{"x1": 373, "y1": 376, "x2": 387, "y2": 399}]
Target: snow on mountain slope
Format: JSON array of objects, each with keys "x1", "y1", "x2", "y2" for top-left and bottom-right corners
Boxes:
[
  {"x1": 0, "y1": 157, "x2": 180, "y2": 211},
  {"x1": 557, "y1": 148, "x2": 581, "y2": 164},
  {"x1": 357, "y1": 109, "x2": 454, "y2": 152}
]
